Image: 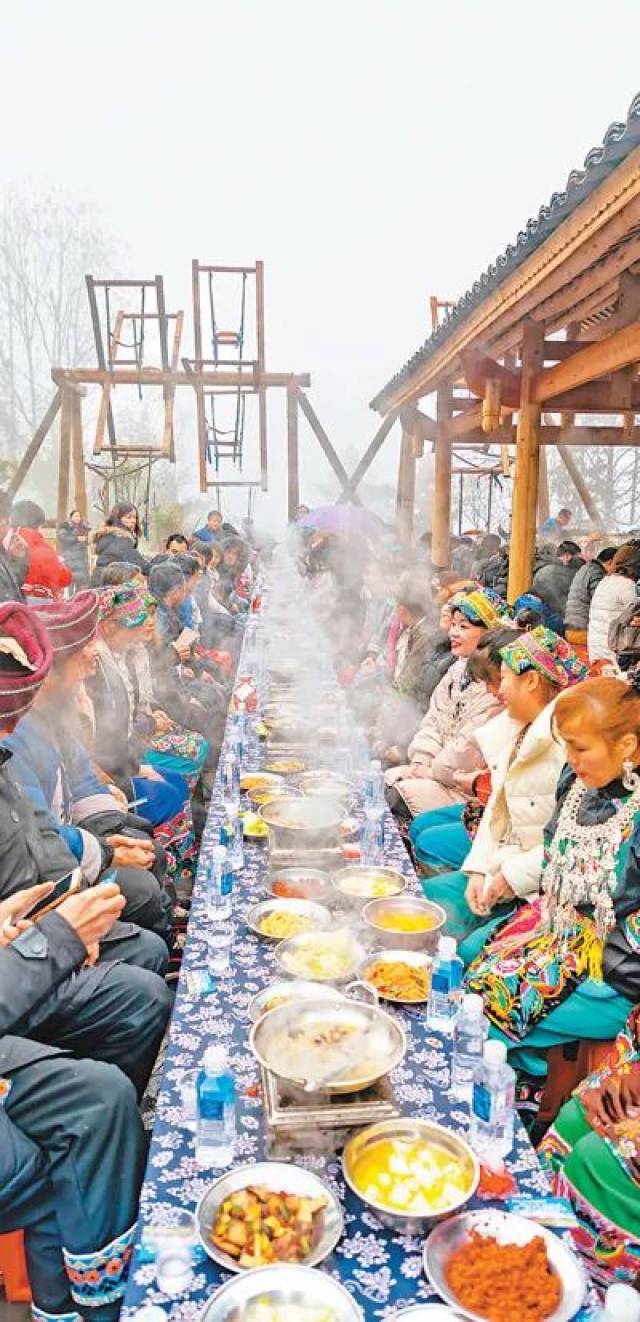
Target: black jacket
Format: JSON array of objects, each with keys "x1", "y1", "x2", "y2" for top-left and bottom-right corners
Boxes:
[
  {"x1": 532, "y1": 556, "x2": 584, "y2": 619},
  {"x1": 57, "y1": 521, "x2": 90, "y2": 580},
  {"x1": 90, "y1": 525, "x2": 150, "y2": 581},
  {"x1": 0, "y1": 548, "x2": 26, "y2": 603}
]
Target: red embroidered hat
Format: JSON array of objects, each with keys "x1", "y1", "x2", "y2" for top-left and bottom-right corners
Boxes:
[
  {"x1": 0, "y1": 601, "x2": 53, "y2": 718},
  {"x1": 33, "y1": 590, "x2": 99, "y2": 657}
]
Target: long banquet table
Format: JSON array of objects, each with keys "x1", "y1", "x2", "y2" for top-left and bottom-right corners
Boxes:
[{"x1": 122, "y1": 616, "x2": 593, "y2": 1322}]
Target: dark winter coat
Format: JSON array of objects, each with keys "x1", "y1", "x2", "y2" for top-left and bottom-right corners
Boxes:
[
  {"x1": 57, "y1": 521, "x2": 90, "y2": 583},
  {"x1": 564, "y1": 559, "x2": 606, "y2": 632},
  {"x1": 90, "y1": 525, "x2": 151, "y2": 582},
  {"x1": 531, "y1": 555, "x2": 584, "y2": 619},
  {"x1": 0, "y1": 548, "x2": 26, "y2": 603}
]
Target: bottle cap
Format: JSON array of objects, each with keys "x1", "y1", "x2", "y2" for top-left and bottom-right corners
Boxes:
[
  {"x1": 604, "y1": 1283, "x2": 640, "y2": 1320},
  {"x1": 203, "y1": 1045, "x2": 227, "y2": 1074},
  {"x1": 371, "y1": 759, "x2": 382, "y2": 771},
  {"x1": 462, "y1": 993, "x2": 484, "y2": 1017},
  {"x1": 438, "y1": 935, "x2": 457, "y2": 959},
  {"x1": 483, "y1": 1039, "x2": 507, "y2": 1066}
]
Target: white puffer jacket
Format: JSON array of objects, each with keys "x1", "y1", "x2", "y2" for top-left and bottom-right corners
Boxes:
[
  {"x1": 588, "y1": 573, "x2": 637, "y2": 663},
  {"x1": 407, "y1": 658, "x2": 501, "y2": 767},
  {"x1": 462, "y1": 701, "x2": 566, "y2": 899}
]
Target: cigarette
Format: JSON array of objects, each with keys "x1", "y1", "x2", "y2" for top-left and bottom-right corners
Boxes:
[{"x1": 127, "y1": 796, "x2": 149, "y2": 810}]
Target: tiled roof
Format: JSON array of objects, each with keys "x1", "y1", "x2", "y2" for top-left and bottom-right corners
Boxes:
[{"x1": 372, "y1": 92, "x2": 640, "y2": 411}]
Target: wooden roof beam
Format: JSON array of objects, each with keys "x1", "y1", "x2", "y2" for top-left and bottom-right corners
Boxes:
[
  {"x1": 52, "y1": 368, "x2": 311, "y2": 389},
  {"x1": 532, "y1": 321, "x2": 640, "y2": 402}
]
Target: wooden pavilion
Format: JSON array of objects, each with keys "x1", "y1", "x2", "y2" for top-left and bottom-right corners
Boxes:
[{"x1": 370, "y1": 92, "x2": 640, "y2": 600}]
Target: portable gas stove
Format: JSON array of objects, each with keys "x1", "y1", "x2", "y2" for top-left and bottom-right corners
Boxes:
[{"x1": 260, "y1": 1065, "x2": 398, "y2": 1159}]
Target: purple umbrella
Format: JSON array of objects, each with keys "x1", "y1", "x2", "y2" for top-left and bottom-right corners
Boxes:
[{"x1": 300, "y1": 504, "x2": 385, "y2": 536}]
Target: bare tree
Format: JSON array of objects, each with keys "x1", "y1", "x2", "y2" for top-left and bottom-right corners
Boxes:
[{"x1": 0, "y1": 187, "x2": 117, "y2": 463}]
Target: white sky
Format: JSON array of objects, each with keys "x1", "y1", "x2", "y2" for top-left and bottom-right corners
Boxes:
[{"x1": 2, "y1": 1, "x2": 640, "y2": 527}]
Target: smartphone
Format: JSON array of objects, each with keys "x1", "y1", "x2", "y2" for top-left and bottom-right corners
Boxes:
[{"x1": 29, "y1": 868, "x2": 83, "y2": 920}]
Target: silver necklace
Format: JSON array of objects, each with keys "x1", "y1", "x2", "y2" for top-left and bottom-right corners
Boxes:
[{"x1": 542, "y1": 778, "x2": 640, "y2": 939}]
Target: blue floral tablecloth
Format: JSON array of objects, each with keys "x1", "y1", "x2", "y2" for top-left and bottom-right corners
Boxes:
[{"x1": 122, "y1": 709, "x2": 594, "y2": 1321}]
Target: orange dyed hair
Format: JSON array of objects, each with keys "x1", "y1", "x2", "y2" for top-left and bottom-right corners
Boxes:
[{"x1": 554, "y1": 675, "x2": 640, "y2": 745}]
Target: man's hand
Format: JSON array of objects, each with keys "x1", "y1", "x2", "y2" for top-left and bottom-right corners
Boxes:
[
  {"x1": 483, "y1": 871, "x2": 516, "y2": 909},
  {"x1": 106, "y1": 833, "x2": 155, "y2": 870},
  {"x1": 465, "y1": 873, "x2": 489, "y2": 916},
  {"x1": 58, "y1": 882, "x2": 126, "y2": 949},
  {"x1": 107, "y1": 784, "x2": 129, "y2": 811},
  {"x1": 0, "y1": 883, "x2": 54, "y2": 946}
]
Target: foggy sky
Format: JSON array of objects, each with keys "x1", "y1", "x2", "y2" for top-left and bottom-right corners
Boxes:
[{"x1": 2, "y1": 1, "x2": 639, "y2": 530}]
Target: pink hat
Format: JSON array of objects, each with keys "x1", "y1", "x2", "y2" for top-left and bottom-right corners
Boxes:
[{"x1": 0, "y1": 601, "x2": 52, "y2": 718}]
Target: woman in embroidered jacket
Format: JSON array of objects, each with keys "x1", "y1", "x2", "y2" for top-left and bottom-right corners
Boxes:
[
  {"x1": 467, "y1": 676, "x2": 640, "y2": 1082},
  {"x1": 385, "y1": 589, "x2": 509, "y2": 823},
  {"x1": 420, "y1": 628, "x2": 587, "y2": 957},
  {"x1": 539, "y1": 1004, "x2": 640, "y2": 1289}
]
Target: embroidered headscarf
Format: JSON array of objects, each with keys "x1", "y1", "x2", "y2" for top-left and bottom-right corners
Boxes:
[
  {"x1": 98, "y1": 584, "x2": 148, "y2": 629},
  {"x1": 450, "y1": 586, "x2": 511, "y2": 629},
  {"x1": 500, "y1": 626, "x2": 588, "y2": 689}
]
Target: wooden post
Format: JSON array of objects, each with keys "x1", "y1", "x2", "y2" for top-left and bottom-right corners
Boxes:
[
  {"x1": 71, "y1": 393, "x2": 88, "y2": 519},
  {"x1": 296, "y1": 390, "x2": 354, "y2": 497},
  {"x1": 7, "y1": 391, "x2": 61, "y2": 499},
  {"x1": 255, "y1": 260, "x2": 268, "y2": 492},
  {"x1": 191, "y1": 259, "x2": 208, "y2": 493},
  {"x1": 396, "y1": 424, "x2": 416, "y2": 544},
  {"x1": 57, "y1": 388, "x2": 72, "y2": 526},
  {"x1": 507, "y1": 320, "x2": 545, "y2": 602},
  {"x1": 432, "y1": 384, "x2": 453, "y2": 567},
  {"x1": 286, "y1": 384, "x2": 299, "y2": 521},
  {"x1": 557, "y1": 444, "x2": 603, "y2": 525}
]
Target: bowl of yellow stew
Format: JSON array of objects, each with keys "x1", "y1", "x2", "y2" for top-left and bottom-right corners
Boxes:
[
  {"x1": 362, "y1": 896, "x2": 446, "y2": 952},
  {"x1": 343, "y1": 1118, "x2": 479, "y2": 1234}
]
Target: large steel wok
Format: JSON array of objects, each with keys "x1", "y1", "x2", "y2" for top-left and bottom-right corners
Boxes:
[
  {"x1": 259, "y1": 795, "x2": 344, "y2": 851},
  {"x1": 249, "y1": 997, "x2": 406, "y2": 1095}
]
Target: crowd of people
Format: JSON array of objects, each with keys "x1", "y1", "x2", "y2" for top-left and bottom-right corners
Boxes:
[
  {"x1": 5, "y1": 492, "x2": 640, "y2": 1312},
  {"x1": 0, "y1": 499, "x2": 258, "y2": 1322},
  {"x1": 300, "y1": 507, "x2": 640, "y2": 1291}
]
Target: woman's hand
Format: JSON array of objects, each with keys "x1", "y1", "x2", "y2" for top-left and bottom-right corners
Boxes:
[
  {"x1": 483, "y1": 871, "x2": 516, "y2": 909},
  {"x1": 138, "y1": 764, "x2": 164, "y2": 782},
  {"x1": 465, "y1": 873, "x2": 489, "y2": 915},
  {"x1": 407, "y1": 761, "x2": 431, "y2": 779},
  {"x1": 452, "y1": 769, "x2": 477, "y2": 796},
  {"x1": 0, "y1": 883, "x2": 54, "y2": 946},
  {"x1": 107, "y1": 784, "x2": 129, "y2": 811}
]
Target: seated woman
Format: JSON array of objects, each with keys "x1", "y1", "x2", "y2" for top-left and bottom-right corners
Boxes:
[
  {"x1": 369, "y1": 575, "x2": 435, "y2": 757},
  {"x1": 408, "y1": 625, "x2": 517, "y2": 875},
  {"x1": 84, "y1": 586, "x2": 197, "y2": 885},
  {"x1": 385, "y1": 588, "x2": 509, "y2": 824},
  {"x1": 466, "y1": 675, "x2": 640, "y2": 1086},
  {"x1": 539, "y1": 1004, "x2": 640, "y2": 1289},
  {"x1": 422, "y1": 628, "x2": 586, "y2": 954}
]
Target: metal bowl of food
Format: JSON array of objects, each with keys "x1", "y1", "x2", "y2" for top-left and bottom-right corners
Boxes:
[
  {"x1": 343, "y1": 1118, "x2": 479, "y2": 1235},
  {"x1": 247, "y1": 898, "x2": 332, "y2": 942},
  {"x1": 263, "y1": 756, "x2": 307, "y2": 776},
  {"x1": 294, "y1": 771, "x2": 355, "y2": 803},
  {"x1": 197, "y1": 1160, "x2": 343, "y2": 1273},
  {"x1": 247, "y1": 784, "x2": 303, "y2": 809},
  {"x1": 260, "y1": 796, "x2": 345, "y2": 850},
  {"x1": 240, "y1": 771, "x2": 283, "y2": 794},
  {"x1": 267, "y1": 868, "x2": 334, "y2": 904},
  {"x1": 250, "y1": 997, "x2": 406, "y2": 1094},
  {"x1": 423, "y1": 1208, "x2": 586, "y2": 1322},
  {"x1": 247, "y1": 980, "x2": 345, "y2": 1024},
  {"x1": 359, "y1": 948, "x2": 432, "y2": 1003},
  {"x1": 276, "y1": 928, "x2": 365, "y2": 984},
  {"x1": 332, "y1": 864, "x2": 407, "y2": 908},
  {"x1": 362, "y1": 896, "x2": 446, "y2": 952},
  {"x1": 201, "y1": 1263, "x2": 364, "y2": 1322}
]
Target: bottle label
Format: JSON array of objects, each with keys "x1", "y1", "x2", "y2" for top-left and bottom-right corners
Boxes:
[
  {"x1": 432, "y1": 968, "x2": 452, "y2": 995},
  {"x1": 221, "y1": 870, "x2": 233, "y2": 897},
  {"x1": 472, "y1": 1080, "x2": 492, "y2": 1123},
  {"x1": 199, "y1": 1098, "x2": 224, "y2": 1122}
]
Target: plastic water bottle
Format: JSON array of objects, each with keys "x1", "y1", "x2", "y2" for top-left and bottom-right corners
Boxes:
[
  {"x1": 451, "y1": 993, "x2": 489, "y2": 1100},
  {"x1": 361, "y1": 814, "x2": 384, "y2": 865},
  {"x1": 427, "y1": 935, "x2": 464, "y2": 1033},
  {"x1": 220, "y1": 811, "x2": 244, "y2": 872},
  {"x1": 592, "y1": 1283, "x2": 640, "y2": 1320},
  {"x1": 363, "y1": 759, "x2": 385, "y2": 817},
  {"x1": 230, "y1": 709, "x2": 246, "y2": 762},
  {"x1": 205, "y1": 844, "x2": 232, "y2": 921},
  {"x1": 470, "y1": 1039, "x2": 516, "y2": 1161},
  {"x1": 221, "y1": 754, "x2": 240, "y2": 814},
  {"x1": 195, "y1": 1045, "x2": 236, "y2": 1167}
]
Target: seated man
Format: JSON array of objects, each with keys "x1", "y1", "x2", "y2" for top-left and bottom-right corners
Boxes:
[
  {"x1": 0, "y1": 880, "x2": 170, "y2": 1322},
  {"x1": 0, "y1": 599, "x2": 169, "y2": 974},
  {"x1": 7, "y1": 591, "x2": 174, "y2": 947}
]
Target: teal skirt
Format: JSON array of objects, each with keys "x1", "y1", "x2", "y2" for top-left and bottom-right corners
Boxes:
[{"x1": 410, "y1": 805, "x2": 469, "y2": 871}]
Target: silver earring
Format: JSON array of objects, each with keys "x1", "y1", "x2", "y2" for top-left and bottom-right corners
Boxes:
[{"x1": 622, "y1": 759, "x2": 640, "y2": 793}]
